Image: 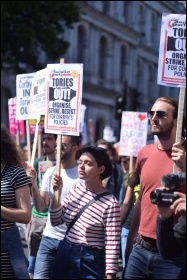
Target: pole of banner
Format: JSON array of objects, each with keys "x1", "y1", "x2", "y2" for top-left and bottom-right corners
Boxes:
[
  {"x1": 26, "y1": 119, "x2": 31, "y2": 164},
  {"x1": 30, "y1": 115, "x2": 41, "y2": 167},
  {"x1": 173, "y1": 87, "x2": 185, "y2": 174},
  {"x1": 129, "y1": 155, "x2": 134, "y2": 173},
  {"x1": 37, "y1": 128, "x2": 42, "y2": 158},
  {"x1": 54, "y1": 58, "x2": 64, "y2": 203},
  {"x1": 38, "y1": 115, "x2": 44, "y2": 158},
  {"x1": 16, "y1": 123, "x2": 20, "y2": 148}
]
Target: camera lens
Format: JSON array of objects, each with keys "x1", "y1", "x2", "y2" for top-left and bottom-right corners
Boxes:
[{"x1": 150, "y1": 190, "x2": 161, "y2": 204}]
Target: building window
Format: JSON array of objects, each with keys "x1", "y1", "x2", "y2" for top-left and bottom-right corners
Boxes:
[
  {"x1": 148, "y1": 65, "x2": 154, "y2": 100},
  {"x1": 77, "y1": 25, "x2": 86, "y2": 64},
  {"x1": 139, "y1": 5, "x2": 145, "y2": 40},
  {"x1": 151, "y1": 13, "x2": 157, "y2": 47},
  {"x1": 123, "y1": 1, "x2": 132, "y2": 25},
  {"x1": 99, "y1": 36, "x2": 108, "y2": 80},
  {"x1": 136, "y1": 59, "x2": 142, "y2": 90},
  {"x1": 120, "y1": 46, "x2": 127, "y2": 82},
  {"x1": 102, "y1": 1, "x2": 110, "y2": 14}
]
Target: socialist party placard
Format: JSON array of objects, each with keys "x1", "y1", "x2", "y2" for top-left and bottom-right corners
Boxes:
[
  {"x1": 45, "y1": 64, "x2": 83, "y2": 135},
  {"x1": 157, "y1": 13, "x2": 186, "y2": 87}
]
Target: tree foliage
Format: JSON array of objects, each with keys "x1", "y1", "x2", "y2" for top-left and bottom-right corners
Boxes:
[{"x1": 1, "y1": 1, "x2": 82, "y2": 73}]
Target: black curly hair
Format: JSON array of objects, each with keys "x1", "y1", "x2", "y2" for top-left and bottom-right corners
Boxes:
[{"x1": 1, "y1": 124, "x2": 25, "y2": 167}]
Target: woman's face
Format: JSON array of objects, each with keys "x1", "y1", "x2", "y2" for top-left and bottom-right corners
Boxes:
[{"x1": 78, "y1": 152, "x2": 104, "y2": 182}]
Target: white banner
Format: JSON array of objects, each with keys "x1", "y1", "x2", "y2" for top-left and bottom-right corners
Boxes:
[
  {"x1": 119, "y1": 111, "x2": 148, "y2": 157},
  {"x1": 16, "y1": 72, "x2": 35, "y2": 120},
  {"x1": 157, "y1": 13, "x2": 186, "y2": 87},
  {"x1": 44, "y1": 63, "x2": 83, "y2": 135},
  {"x1": 29, "y1": 68, "x2": 47, "y2": 117}
]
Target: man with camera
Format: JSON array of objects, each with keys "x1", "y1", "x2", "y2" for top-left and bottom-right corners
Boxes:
[
  {"x1": 122, "y1": 97, "x2": 186, "y2": 279},
  {"x1": 156, "y1": 191, "x2": 186, "y2": 262}
]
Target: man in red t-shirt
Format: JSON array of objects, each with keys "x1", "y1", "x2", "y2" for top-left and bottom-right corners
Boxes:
[{"x1": 122, "y1": 97, "x2": 186, "y2": 279}]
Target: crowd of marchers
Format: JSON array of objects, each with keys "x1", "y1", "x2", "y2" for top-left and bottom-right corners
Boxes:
[{"x1": 1, "y1": 96, "x2": 186, "y2": 279}]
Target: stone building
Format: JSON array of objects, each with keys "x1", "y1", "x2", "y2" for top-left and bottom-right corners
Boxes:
[{"x1": 1, "y1": 1, "x2": 185, "y2": 142}]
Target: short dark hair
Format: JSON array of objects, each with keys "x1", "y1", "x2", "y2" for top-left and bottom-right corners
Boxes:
[
  {"x1": 77, "y1": 146, "x2": 113, "y2": 180},
  {"x1": 42, "y1": 127, "x2": 57, "y2": 140},
  {"x1": 69, "y1": 135, "x2": 81, "y2": 146},
  {"x1": 95, "y1": 139, "x2": 113, "y2": 151}
]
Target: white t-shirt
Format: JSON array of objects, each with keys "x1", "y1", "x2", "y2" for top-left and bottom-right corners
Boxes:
[{"x1": 41, "y1": 165, "x2": 82, "y2": 240}]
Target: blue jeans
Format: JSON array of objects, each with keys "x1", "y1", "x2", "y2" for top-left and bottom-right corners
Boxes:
[
  {"x1": 1, "y1": 224, "x2": 29, "y2": 279},
  {"x1": 122, "y1": 243, "x2": 186, "y2": 279},
  {"x1": 33, "y1": 235, "x2": 60, "y2": 279},
  {"x1": 52, "y1": 238, "x2": 106, "y2": 279},
  {"x1": 28, "y1": 216, "x2": 47, "y2": 274},
  {"x1": 121, "y1": 227, "x2": 130, "y2": 268},
  {"x1": 28, "y1": 255, "x2": 36, "y2": 275}
]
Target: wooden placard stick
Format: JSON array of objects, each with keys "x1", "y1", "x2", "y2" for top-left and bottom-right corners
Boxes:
[
  {"x1": 54, "y1": 58, "x2": 65, "y2": 202},
  {"x1": 16, "y1": 126, "x2": 20, "y2": 148},
  {"x1": 30, "y1": 115, "x2": 41, "y2": 167},
  {"x1": 26, "y1": 119, "x2": 31, "y2": 164},
  {"x1": 173, "y1": 87, "x2": 186, "y2": 174},
  {"x1": 129, "y1": 155, "x2": 134, "y2": 173},
  {"x1": 37, "y1": 132, "x2": 42, "y2": 158}
]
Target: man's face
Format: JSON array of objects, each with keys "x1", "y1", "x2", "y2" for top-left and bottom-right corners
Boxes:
[
  {"x1": 60, "y1": 136, "x2": 75, "y2": 161},
  {"x1": 120, "y1": 157, "x2": 130, "y2": 171},
  {"x1": 149, "y1": 101, "x2": 176, "y2": 140},
  {"x1": 42, "y1": 134, "x2": 56, "y2": 155}
]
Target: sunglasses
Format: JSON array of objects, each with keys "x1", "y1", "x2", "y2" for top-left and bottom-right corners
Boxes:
[
  {"x1": 147, "y1": 110, "x2": 167, "y2": 119},
  {"x1": 55, "y1": 143, "x2": 67, "y2": 149}
]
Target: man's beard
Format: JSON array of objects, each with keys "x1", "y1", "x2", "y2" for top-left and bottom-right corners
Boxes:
[
  {"x1": 61, "y1": 150, "x2": 72, "y2": 161},
  {"x1": 152, "y1": 120, "x2": 175, "y2": 140},
  {"x1": 43, "y1": 148, "x2": 54, "y2": 156}
]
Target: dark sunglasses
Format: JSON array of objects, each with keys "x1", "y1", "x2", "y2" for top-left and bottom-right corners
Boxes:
[
  {"x1": 55, "y1": 143, "x2": 67, "y2": 149},
  {"x1": 147, "y1": 110, "x2": 167, "y2": 119}
]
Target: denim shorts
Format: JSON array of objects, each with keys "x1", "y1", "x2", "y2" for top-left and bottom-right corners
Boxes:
[{"x1": 52, "y1": 238, "x2": 106, "y2": 279}]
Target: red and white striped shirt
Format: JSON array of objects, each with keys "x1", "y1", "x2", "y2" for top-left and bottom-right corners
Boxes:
[{"x1": 50, "y1": 182, "x2": 121, "y2": 274}]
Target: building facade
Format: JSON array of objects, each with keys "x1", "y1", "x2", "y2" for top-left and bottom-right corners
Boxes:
[{"x1": 1, "y1": 1, "x2": 185, "y2": 143}]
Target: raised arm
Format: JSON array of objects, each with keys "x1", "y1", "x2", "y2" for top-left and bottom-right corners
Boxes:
[
  {"x1": 26, "y1": 166, "x2": 50, "y2": 213},
  {"x1": 171, "y1": 142, "x2": 186, "y2": 172}
]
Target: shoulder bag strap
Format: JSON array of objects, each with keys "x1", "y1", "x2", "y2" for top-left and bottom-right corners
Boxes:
[{"x1": 65, "y1": 191, "x2": 110, "y2": 236}]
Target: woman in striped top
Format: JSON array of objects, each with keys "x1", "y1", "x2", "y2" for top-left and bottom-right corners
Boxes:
[
  {"x1": 50, "y1": 146, "x2": 121, "y2": 279},
  {"x1": 1, "y1": 124, "x2": 31, "y2": 279}
]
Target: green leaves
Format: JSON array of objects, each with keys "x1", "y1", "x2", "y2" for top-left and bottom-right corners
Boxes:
[{"x1": 1, "y1": 1, "x2": 82, "y2": 73}]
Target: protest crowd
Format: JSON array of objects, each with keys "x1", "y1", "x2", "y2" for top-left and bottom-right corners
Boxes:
[
  {"x1": 1, "y1": 11, "x2": 186, "y2": 280},
  {"x1": 1, "y1": 93, "x2": 186, "y2": 279}
]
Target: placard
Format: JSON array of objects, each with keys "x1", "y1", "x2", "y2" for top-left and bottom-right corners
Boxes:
[
  {"x1": 157, "y1": 13, "x2": 186, "y2": 87},
  {"x1": 119, "y1": 111, "x2": 148, "y2": 157},
  {"x1": 45, "y1": 63, "x2": 83, "y2": 135}
]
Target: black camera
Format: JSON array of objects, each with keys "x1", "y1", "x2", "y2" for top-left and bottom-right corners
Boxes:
[
  {"x1": 150, "y1": 189, "x2": 179, "y2": 205},
  {"x1": 150, "y1": 172, "x2": 186, "y2": 205}
]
